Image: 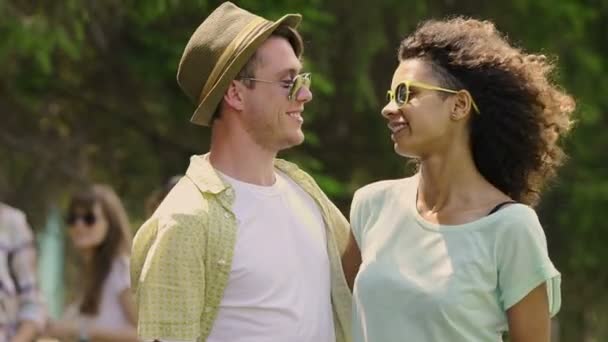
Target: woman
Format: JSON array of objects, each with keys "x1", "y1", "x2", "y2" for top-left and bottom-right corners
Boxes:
[
  {"x1": 342, "y1": 18, "x2": 575, "y2": 341},
  {"x1": 45, "y1": 184, "x2": 138, "y2": 342}
]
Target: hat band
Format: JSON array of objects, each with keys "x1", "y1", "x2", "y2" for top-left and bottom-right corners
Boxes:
[{"x1": 198, "y1": 17, "x2": 273, "y2": 103}]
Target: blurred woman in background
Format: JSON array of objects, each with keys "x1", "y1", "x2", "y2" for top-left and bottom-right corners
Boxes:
[{"x1": 45, "y1": 184, "x2": 137, "y2": 342}]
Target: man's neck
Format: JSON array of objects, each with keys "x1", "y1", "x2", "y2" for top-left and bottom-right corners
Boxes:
[{"x1": 209, "y1": 132, "x2": 278, "y2": 186}]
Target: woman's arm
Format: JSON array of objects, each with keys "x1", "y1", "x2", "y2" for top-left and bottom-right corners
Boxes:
[
  {"x1": 45, "y1": 319, "x2": 139, "y2": 342},
  {"x1": 507, "y1": 283, "x2": 551, "y2": 342},
  {"x1": 86, "y1": 326, "x2": 139, "y2": 342},
  {"x1": 83, "y1": 285, "x2": 138, "y2": 341},
  {"x1": 341, "y1": 230, "x2": 362, "y2": 291},
  {"x1": 44, "y1": 289, "x2": 137, "y2": 342},
  {"x1": 119, "y1": 288, "x2": 137, "y2": 326}
]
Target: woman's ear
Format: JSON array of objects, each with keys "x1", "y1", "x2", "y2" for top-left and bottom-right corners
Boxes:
[{"x1": 450, "y1": 90, "x2": 474, "y2": 120}]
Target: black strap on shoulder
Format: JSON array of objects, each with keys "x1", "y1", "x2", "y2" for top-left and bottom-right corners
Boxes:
[{"x1": 487, "y1": 201, "x2": 518, "y2": 216}]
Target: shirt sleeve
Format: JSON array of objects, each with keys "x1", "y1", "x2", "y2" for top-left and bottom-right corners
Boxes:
[
  {"x1": 10, "y1": 210, "x2": 46, "y2": 330},
  {"x1": 318, "y1": 187, "x2": 350, "y2": 256},
  {"x1": 496, "y1": 206, "x2": 561, "y2": 316},
  {"x1": 132, "y1": 214, "x2": 206, "y2": 341}
]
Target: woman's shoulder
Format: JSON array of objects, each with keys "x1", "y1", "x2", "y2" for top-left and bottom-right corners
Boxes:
[
  {"x1": 354, "y1": 176, "x2": 417, "y2": 204},
  {"x1": 487, "y1": 203, "x2": 547, "y2": 243},
  {"x1": 106, "y1": 254, "x2": 131, "y2": 290},
  {"x1": 112, "y1": 254, "x2": 130, "y2": 274},
  {"x1": 493, "y1": 203, "x2": 540, "y2": 227}
]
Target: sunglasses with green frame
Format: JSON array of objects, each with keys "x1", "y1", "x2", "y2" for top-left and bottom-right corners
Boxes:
[{"x1": 239, "y1": 72, "x2": 311, "y2": 101}]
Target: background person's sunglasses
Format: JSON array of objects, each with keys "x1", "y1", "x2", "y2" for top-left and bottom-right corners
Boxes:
[{"x1": 66, "y1": 212, "x2": 96, "y2": 226}]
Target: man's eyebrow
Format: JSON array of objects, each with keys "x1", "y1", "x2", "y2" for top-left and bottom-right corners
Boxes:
[{"x1": 275, "y1": 67, "x2": 302, "y2": 78}]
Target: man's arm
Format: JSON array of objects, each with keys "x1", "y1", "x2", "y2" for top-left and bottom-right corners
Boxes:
[{"x1": 132, "y1": 215, "x2": 206, "y2": 341}]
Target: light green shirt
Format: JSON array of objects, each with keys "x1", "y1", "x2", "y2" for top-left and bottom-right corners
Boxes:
[
  {"x1": 131, "y1": 154, "x2": 352, "y2": 342},
  {"x1": 350, "y1": 176, "x2": 561, "y2": 342}
]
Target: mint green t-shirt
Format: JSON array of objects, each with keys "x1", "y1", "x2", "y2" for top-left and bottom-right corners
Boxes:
[{"x1": 350, "y1": 176, "x2": 561, "y2": 342}]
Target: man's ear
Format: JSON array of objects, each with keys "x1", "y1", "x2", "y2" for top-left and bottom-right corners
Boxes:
[{"x1": 223, "y1": 80, "x2": 246, "y2": 111}]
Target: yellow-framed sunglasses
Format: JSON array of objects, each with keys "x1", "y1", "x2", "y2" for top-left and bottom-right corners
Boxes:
[{"x1": 386, "y1": 80, "x2": 480, "y2": 114}]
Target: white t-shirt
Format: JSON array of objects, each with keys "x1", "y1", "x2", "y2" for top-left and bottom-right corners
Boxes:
[
  {"x1": 205, "y1": 169, "x2": 335, "y2": 342},
  {"x1": 64, "y1": 255, "x2": 132, "y2": 330}
]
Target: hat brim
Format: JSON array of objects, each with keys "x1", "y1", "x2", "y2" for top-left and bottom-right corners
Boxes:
[{"x1": 190, "y1": 14, "x2": 302, "y2": 126}]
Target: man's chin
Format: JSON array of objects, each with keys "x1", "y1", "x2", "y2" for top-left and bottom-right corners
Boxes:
[{"x1": 280, "y1": 132, "x2": 305, "y2": 150}]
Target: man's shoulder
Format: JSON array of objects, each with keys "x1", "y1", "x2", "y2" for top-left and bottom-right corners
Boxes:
[
  {"x1": 134, "y1": 176, "x2": 212, "y2": 248},
  {"x1": 274, "y1": 158, "x2": 319, "y2": 186},
  {"x1": 154, "y1": 176, "x2": 213, "y2": 218},
  {"x1": 131, "y1": 177, "x2": 213, "y2": 287},
  {"x1": 274, "y1": 158, "x2": 303, "y2": 174}
]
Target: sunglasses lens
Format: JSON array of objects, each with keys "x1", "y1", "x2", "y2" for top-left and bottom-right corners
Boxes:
[
  {"x1": 396, "y1": 83, "x2": 408, "y2": 105},
  {"x1": 84, "y1": 213, "x2": 96, "y2": 226},
  {"x1": 66, "y1": 212, "x2": 96, "y2": 226},
  {"x1": 288, "y1": 74, "x2": 311, "y2": 100},
  {"x1": 289, "y1": 77, "x2": 301, "y2": 99}
]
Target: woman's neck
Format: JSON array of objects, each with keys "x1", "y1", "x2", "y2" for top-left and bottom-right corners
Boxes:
[
  {"x1": 79, "y1": 248, "x2": 95, "y2": 266},
  {"x1": 416, "y1": 140, "x2": 508, "y2": 213}
]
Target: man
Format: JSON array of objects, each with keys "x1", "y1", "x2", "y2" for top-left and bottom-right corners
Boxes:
[
  {"x1": 130, "y1": 2, "x2": 352, "y2": 342},
  {"x1": 0, "y1": 202, "x2": 46, "y2": 342}
]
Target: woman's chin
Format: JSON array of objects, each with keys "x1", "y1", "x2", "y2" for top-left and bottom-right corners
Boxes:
[
  {"x1": 394, "y1": 143, "x2": 419, "y2": 158},
  {"x1": 73, "y1": 241, "x2": 97, "y2": 252}
]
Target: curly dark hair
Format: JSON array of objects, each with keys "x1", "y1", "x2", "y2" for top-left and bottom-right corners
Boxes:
[{"x1": 399, "y1": 17, "x2": 575, "y2": 206}]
